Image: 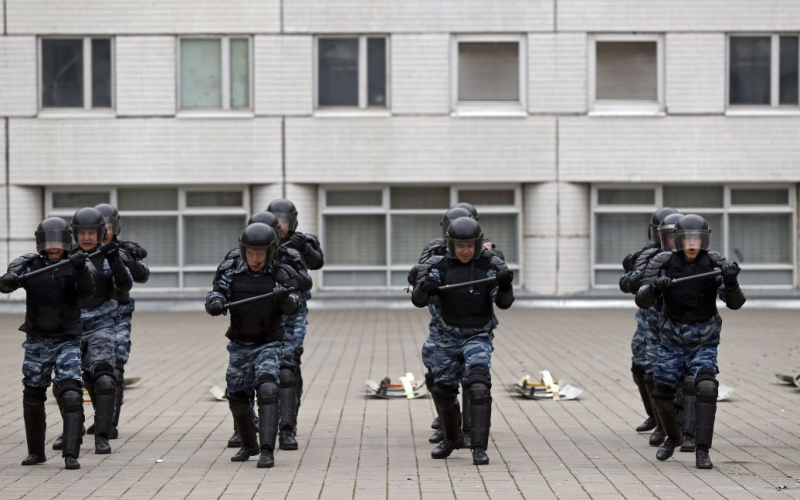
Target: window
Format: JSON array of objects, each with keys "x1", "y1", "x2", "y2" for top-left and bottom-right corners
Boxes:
[
  {"x1": 179, "y1": 37, "x2": 251, "y2": 111},
  {"x1": 452, "y1": 35, "x2": 526, "y2": 114},
  {"x1": 319, "y1": 186, "x2": 521, "y2": 289},
  {"x1": 592, "y1": 185, "x2": 795, "y2": 288},
  {"x1": 46, "y1": 187, "x2": 249, "y2": 289},
  {"x1": 590, "y1": 35, "x2": 664, "y2": 114},
  {"x1": 316, "y1": 36, "x2": 388, "y2": 109},
  {"x1": 40, "y1": 37, "x2": 113, "y2": 110},
  {"x1": 729, "y1": 35, "x2": 800, "y2": 107}
]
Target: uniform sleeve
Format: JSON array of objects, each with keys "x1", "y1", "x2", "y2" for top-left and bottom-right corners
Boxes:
[
  {"x1": 110, "y1": 257, "x2": 133, "y2": 293},
  {"x1": 121, "y1": 246, "x2": 150, "y2": 284},
  {"x1": 300, "y1": 233, "x2": 324, "y2": 270},
  {"x1": 635, "y1": 257, "x2": 667, "y2": 309},
  {"x1": 716, "y1": 275, "x2": 746, "y2": 310},
  {"x1": 207, "y1": 267, "x2": 233, "y2": 305},
  {"x1": 0, "y1": 256, "x2": 32, "y2": 293},
  {"x1": 411, "y1": 265, "x2": 442, "y2": 308},
  {"x1": 75, "y1": 258, "x2": 97, "y2": 298},
  {"x1": 275, "y1": 272, "x2": 301, "y2": 316},
  {"x1": 489, "y1": 256, "x2": 514, "y2": 310}
]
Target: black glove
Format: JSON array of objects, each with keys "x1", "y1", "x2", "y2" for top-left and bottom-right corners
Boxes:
[
  {"x1": 99, "y1": 241, "x2": 120, "y2": 262},
  {"x1": 289, "y1": 233, "x2": 307, "y2": 253},
  {"x1": 1, "y1": 272, "x2": 20, "y2": 290},
  {"x1": 722, "y1": 262, "x2": 741, "y2": 286},
  {"x1": 134, "y1": 246, "x2": 148, "y2": 259},
  {"x1": 205, "y1": 299, "x2": 227, "y2": 317},
  {"x1": 495, "y1": 270, "x2": 513, "y2": 290},
  {"x1": 69, "y1": 251, "x2": 88, "y2": 272},
  {"x1": 420, "y1": 281, "x2": 440, "y2": 296},
  {"x1": 650, "y1": 276, "x2": 673, "y2": 295},
  {"x1": 272, "y1": 285, "x2": 291, "y2": 303}
]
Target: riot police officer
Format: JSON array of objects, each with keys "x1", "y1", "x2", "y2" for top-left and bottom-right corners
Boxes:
[
  {"x1": 412, "y1": 217, "x2": 514, "y2": 465},
  {"x1": 206, "y1": 223, "x2": 303, "y2": 468},
  {"x1": 636, "y1": 214, "x2": 745, "y2": 469},
  {"x1": 90, "y1": 203, "x2": 149, "y2": 440},
  {"x1": 0, "y1": 218, "x2": 97, "y2": 469}
]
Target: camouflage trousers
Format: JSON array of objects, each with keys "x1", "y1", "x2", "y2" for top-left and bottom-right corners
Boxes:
[
  {"x1": 630, "y1": 308, "x2": 651, "y2": 371},
  {"x1": 421, "y1": 329, "x2": 493, "y2": 393},
  {"x1": 115, "y1": 300, "x2": 135, "y2": 368},
  {"x1": 21, "y1": 334, "x2": 82, "y2": 388},
  {"x1": 81, "y1": 315, "x2": 117, "y2": 378},
  {"x1": 654, "y1": 314, "x2": 721, "y2": 389},
  {"x1": 644, "y1": 306, "x2": 663, "y2": 375},
  {"x1": 226, "y1": 340, "x2": 281, "y2": 394},
  {"x1": 281, "y1": 301, "x2": 308, "y2": 369}
]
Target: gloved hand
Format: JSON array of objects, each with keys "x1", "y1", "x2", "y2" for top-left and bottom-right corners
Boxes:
[
  {"x1": 1, "y1": 272, "x2": 20, "y2": 290},
  {"x1": 272, "y1": 285, "x2": 291, "y2": 303},
  {"x1": 205, "y1": 299, "x2": 227, "y2": 317},
  {"x1": 495, "y1": 270, "x2": 513, "y2": 290},
  {"x1": 99, "y1": 241, "x2": 120, "y2": 262},
  {"x1": 420, "y1": 281, "x2": 440, "y2": 296},
  {"x1": 289, "y1": 233, "x2": 307, "y2": 253},
  {"x1": 650, "y1": 276, "x2": 673, "y2": 295},
  {"x1": 69, "y1": 251, "x2": 88, "y2": 271},
  {"x1": 722, "y1": 262, "x2": 741, "y2": 286}
]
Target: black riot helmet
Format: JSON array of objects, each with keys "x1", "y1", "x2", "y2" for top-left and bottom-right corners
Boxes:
[
  {"x1": 71, "y1": 207, "x2": 106, "y2": 250},
  {"x1": 35, "y1": 217, "x2": 73, "y2": 258},
  {"x1": 440, "y1": 207, "x2": 473, "y2": 240},
  {"x1": 674, "y1": 214, "x2": 711, "y2": 254},
  {"x1": 95, "y1": 203, "x2": 121, "y2": 239},
  {"x1": 657, "y1": 213, "x2": 683, "y2": 252},
  {"x1": 266, "y1": 199, "x2": 298, "y2": 233},
  {"x1": 248, "y1": 211, "x2": 281, "y2": 234},
  {"x1": 648, "y1": 207, "x2": 678, "y2": 243},
  {"x1": 446, "y1": 217, "x2": 484, "y2": 260},
  {"x1": 452, "y1": 202, "x2": 479, "y2": 220},
  {"x1": 239, "y1": 223, "x2": 278, "y2": 270}
]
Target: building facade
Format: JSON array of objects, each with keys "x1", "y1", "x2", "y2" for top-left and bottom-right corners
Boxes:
[{"x1": 1, "y1": 1, "x2": 798, "y2": 295}]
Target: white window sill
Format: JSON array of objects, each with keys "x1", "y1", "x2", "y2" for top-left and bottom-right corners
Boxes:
[
  {"x1": 725, "y1": 107, "x2": 800, "y2": 117},
  {"x1": 37, "y1": 109, "x2": 116, "y2": 119},
  {"x1": 176, "y1": 110, "x2": 255, "y2": 119},
  {"x1": 451, "y1": 103, "x2": 527, "y2": 118},
  {"x1": 313, "y1": 108, "x2": 391, "y2": 118},
  {"x1": 589, "y1": 102, "x2": 664, "y2": 117}
]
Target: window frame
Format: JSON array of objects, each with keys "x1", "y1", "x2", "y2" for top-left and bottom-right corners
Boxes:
[
  {"x1": 177, "y1": 35, "x2": 254, "y2": 115},
  {"x1": 38, "y1": 36, "x2": 116, "y2": 116},
  {"x1": 590, "y1": 184, "x2": 797, "y2": 290},
  {"x1": 313, "y1": 34, "x2": 391, "y2": 113},
  {"x1": 451, "y1": 34, "x2": 528, "y2": 117},
  {"x1": 317, "y1": 184, "x2": 523, "y2": 290},
  {"x1": 726, "y1": 33, "x2": 800, "y2": 113},
  {"x1": 45, "y1": 186, "x2": 250, "y2": 291},
  {"x1": 588, "y1": 33, "x2": 665, "y2": 116}
]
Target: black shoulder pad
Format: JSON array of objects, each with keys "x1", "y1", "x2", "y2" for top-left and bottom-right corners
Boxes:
[
  {"x1": 706, "y1": 251, "x2": 727, "y2": 268},
  {"x1": 120, "y1": 240, "x2": 148, "y2": 259},
  {"x1": 488, "y1": 254, "x2": 509, "y2": 272},
  {"x1": 633, "y1": 247, "x2": 660, "y2": 272},
  {"x1": 305, "y1": 233, "x2": 321, "y2": 248},
  {"x1": 224, "y1": 248, "x2": 240, "y2": 261},
  {"x1": 641, "y1": 251, "x2": 673, "y2": 283},
  {"x1": 216, "y1": 258, "x2": 237, "y2": 274},
  {"x1": 9, "y1": 253, "x2": 38, "y2": 274},
  {"x1": 274, "y1": 262, "x2": 299, "y2": 282},
  {"x1": 416, "y1": 255, "x2": 444, "y2": 282}
]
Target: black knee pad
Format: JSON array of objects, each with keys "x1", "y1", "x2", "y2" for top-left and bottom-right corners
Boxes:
[
  {"x1": 22, "y1": 385, "x2": 47, "y2": 403},
  {"x1": 279, "y1": 368, "x2": 295, "y2": 388},
  {"x1": 695, "y1": 370, "x2": 718, "y2": 404},
  {"x1": 256, "y1": 382, "x2": 279, "y2": 406},
  {"x1": 55, "y1": 379, "x2": 82, "y2": 397},
  {"x1": 92, "y1": 362, "x2": 114, "y2": 380},
  {"x1": 631, "y1": 363, "x2": 646, "y2": 378},
  {"x1": 424, "y1": 372, "x2": 435, "y2": 392},
  {"x1": 652, "y1": 383, "x2": 676, "y2": 401},
  {"x1": 430, "y1": 382, "x2": 458, "y2": 401},
  {"x1": 467, "y1": 382, "x2": 491, "y2": 406},
  {"x1": 94, "y1": 374, "x2": 115, "y2": 396},
  {"x1": 60, "y1": 390, "x2": 83, "y2": 413},
  {"x1": 464, "y1": 367, "x2": 491, "y2": 390},
  {"x1": 682, "y1": 375, "x2": 696, "y2": 395},
  {"x1": 227, "y1": 390, "x2": 252, "y2": 406}
]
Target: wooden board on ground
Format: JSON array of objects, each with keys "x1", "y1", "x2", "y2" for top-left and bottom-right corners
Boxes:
[
  {"x1": 124, "y1": 376, "x2": 141, "y2": 387},
  {"x1": 366, "y1": 373, "x2": 428, "y2": 399},
  {"x1": 775, "y1": 373, "x2": 800, "y2": 387},
  {"x1": 209, "y1": 377, "x2": 227, "y2": 401},
  {"x1": 718, "y1": 383, "x2": 735, "y2": 401},
  {"x1": 508, "y1": 371, "x2": 583, "y2": 401}
]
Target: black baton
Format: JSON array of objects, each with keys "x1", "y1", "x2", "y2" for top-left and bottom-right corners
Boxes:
[
  {"x1": 19, "y1": 249, "x2": 104, "y2": 282},
  {"x1": 438, "y1": 277, "x2": 498, "y2": 292},
  {"x1": 224, "y1": 287, "x2": 297, "y2": 310},
  {"x1": 671, "y1": 269, "x2": 723, "y2": 285}
]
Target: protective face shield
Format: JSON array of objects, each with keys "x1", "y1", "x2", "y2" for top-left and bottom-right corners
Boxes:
[
  {"x1": 95, "y1": 203, "x2": 121, "y2": 238},
  {"x1": 266, "y1": 199, "x2": 299, "y2": 233},
  {"x1": 649, "y1": 207, "x2": 678, "y2": 244},
  {"x1": 674, "y1": 214, "x2": 711, "y2": 254},
  {"x1": 657, "y1": 213, "x2": 683, "y2": 252},
  {"x1": 35, "y1": 218, "x2": 74, "y2": 257},
  {"x1": 71, "y1": 207, "x2": 107, "y2": 251},
  {"x1": 446, "y1": 217, "x2": 484, "y2": 261},
  {"x1": 239, "y1": 223, "x2": 278, "y2": 270}
]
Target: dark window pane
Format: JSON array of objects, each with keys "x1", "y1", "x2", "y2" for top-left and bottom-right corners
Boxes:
[
  {"x1": 780, "y1": 36, "x2": 799, "y2": 105},
  {"x1": 186, "y1": 191, "x2": 244, "y2": 207},
  {"x1": 598, "y1": 189, "x2": 655, "y2": 205},
  {"x1": 390, "y1": 187, "x2": 449, "y2": 209},
  {"x1": 367, "y1": 37, "x2": 386, "y2": 107},
  {"x1": 729, "y1": 36, "x2": 771, "y2": 105},
  {"x1": 52, "y1": 191, "x2": 109, "y2": 209},
  {"x1": 91, "y1": 39, "x2": 112, "y2": 108},
  {"x1": 318, "y1": 38, "x2": 359, "y2": 107},
  {"x1": 596, "y1": 41, "x2": 658, "y2": 101},
  {"x1": 458, "y1": 42, "x2": 519, "y2": 101},
  {"x1": 42, "y1": 39, "x2": 84, "y2": 108},
  {"x1": 663, "y1": 185, "x2": 724, "y2": 208}
]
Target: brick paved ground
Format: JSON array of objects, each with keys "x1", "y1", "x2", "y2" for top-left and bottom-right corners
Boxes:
[{"x1": 0, "y1": 308, "x2": 799, "y2": 499}]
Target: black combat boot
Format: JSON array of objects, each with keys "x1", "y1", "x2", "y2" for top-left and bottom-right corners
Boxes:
[
  {"x1": 430, "y1": 416, "x2": 441, "y2": 430},
  {"x1": 680, "y1": 377, "x2": 697, "y2": 453},
  {"x1": 93, "y1": 375, "x2": 115, "y2": 454},
  {"x1": 258, "y1": 402, "x2": 280, "y2": 468},
  {"x1": 694, "y1": 395, "x2": 716, "y2": 469},
  {"x1": 467, "y1": 383, "x2": 491, "y2": 466},
  {"x1": 653, "y1": 397, "x2": 683, "y2": 461},
  {"x1": 59, "y1": 386, "x2": 85, "y2": 470},
  {"x1": 647, "y1": 387, "x2": 666, "y2": 446},
  {"x1": 110, "y1": 369, "x2": 124, "y2": 439},
  {"x1": 21, "y1": 388, "x2": 47, "y2": 466},
  {"x1": 229, "y1": 399, "x2": 260, "y2": 462},
  {"x1": 428, "y1": 427, "x2": 444, "y2": 443},
  {"x1": 228, "y1": 425, "x2": 243, "y2": 448},
  {"x1": 461, "y1": 387, "x2": 472, "y2": 449},
  {"x1": 278, "y1": 384, "x2": 298, "y2": 450},
  {"x1": 430, "y1": 390, "x2": 463, "y2": 459},
  {"x1": 632, "y1": 369, "x2": 656, "y2": 432}
]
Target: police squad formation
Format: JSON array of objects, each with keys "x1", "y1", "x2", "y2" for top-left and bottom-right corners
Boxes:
[{"x1": 2, "y1": 197, "x2": 745, "y2": 471}]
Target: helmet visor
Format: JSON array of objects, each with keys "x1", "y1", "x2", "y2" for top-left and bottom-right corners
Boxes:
[
  {"x1": 674, "y1": 229, "x2": 710, "y2": 253},
  {"x1": 658, "y1": 225, "x2": 677, "y2": 252},
  {"x1": 447, "y1": 237, "x2": 482, "y2": 260},
  {"x1": 36, "y1": 230, "x2": 73, "y2": 253}
]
